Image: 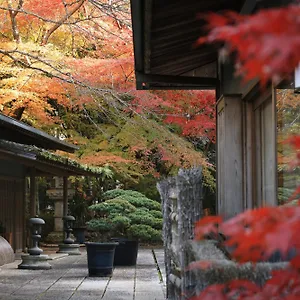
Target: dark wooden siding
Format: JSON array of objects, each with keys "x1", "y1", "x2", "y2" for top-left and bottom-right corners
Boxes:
[{"x1": 0, "y1": 178, "x2": 25, "y2": 252}]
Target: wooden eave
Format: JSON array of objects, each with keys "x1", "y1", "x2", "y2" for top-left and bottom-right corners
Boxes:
[
  {"x1": 0, "y1": 140, "x2": 100, "y2": 177},
  {"x1": 130, "y1": 0, "x2": 244, "y2": 90},
  {"x1": 0, "y1": 113, "x2": 78, "y2": 153}
]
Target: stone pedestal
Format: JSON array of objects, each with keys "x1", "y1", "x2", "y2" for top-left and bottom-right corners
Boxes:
[
  {"x1": 18, "y1": 254, "x2": 51, "y2": 270},
  {"x1": 57, "y1": 244, "x2": 81, "y2": 255}
]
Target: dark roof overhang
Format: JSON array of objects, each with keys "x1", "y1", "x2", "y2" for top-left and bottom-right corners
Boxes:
[
  {"x1": 0, "y1": 113, "x2": 78, "y2": 153},
  {"x1": 130, "y1": 0, "x2": 294, "y2": 91},
  {"x1": 0, "y1": 139, "x2": 101, "y2": 177},
  {"x1": 130, "y1": 0, "x2": 245, "y2": 90}
]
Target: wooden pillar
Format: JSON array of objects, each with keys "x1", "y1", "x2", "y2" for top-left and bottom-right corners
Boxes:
[
  {"x1": 63, "y1": 176, "x2": 68, "y2": 217},
  {"x1": 29, "y1": 168, "x2": 36, "y2": 217},
  {"x1": 217, "y1": 94, "x2": 243, "y2": 219},
  {"x1": 22, "y1": 178, "x2": 27, "y2": 252}
]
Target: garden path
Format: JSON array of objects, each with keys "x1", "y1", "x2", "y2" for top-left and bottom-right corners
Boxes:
[{"x1": 0, "y1": 248, "x2": 166, "y2": 300}]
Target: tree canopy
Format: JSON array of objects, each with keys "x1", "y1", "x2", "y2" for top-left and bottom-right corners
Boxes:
[{"x1": 0, "y1": 0, "x2": 216, "y2": 188}]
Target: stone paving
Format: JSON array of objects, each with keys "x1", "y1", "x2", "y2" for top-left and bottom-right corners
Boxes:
[{"x1": 0, "y1": 248, "x2": 166, "y2": 300}]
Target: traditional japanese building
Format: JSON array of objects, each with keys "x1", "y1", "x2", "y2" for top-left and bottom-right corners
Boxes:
[
  {"x1": 0, "y1": 113, "x2": 99, "y2": 260},
  {"x1": 130, "y1": 0, "x2": 299, "y2": 218}
]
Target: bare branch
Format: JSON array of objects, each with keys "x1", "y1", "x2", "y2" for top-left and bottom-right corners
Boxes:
[
  {"x1": 41, "y1": 0, "x2": 86, "y2": 45},
  {"x1": 6, "y1": 0, "x2": 24, "y2": 43}
]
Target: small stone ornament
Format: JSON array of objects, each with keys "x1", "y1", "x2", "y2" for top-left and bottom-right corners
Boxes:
[
  {"x1": 63, "y1": 215, "x2": 75, "y2": 244},
  {"x1": 57, "y1": 215, "x2": 81, "y2": 255},
  {"x1": 18, "y1": 216, "x2": 51, "y2": 270},
  {"x1": 28, "y1": 217, "x2": 44, "y2": 255}
]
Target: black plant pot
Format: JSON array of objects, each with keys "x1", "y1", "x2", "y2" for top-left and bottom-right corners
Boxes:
[
  {"x1": 111, "y1": 238, "x2": 139, "y2": 266},
  {"x1": 73, "y1": 227, "x2": 86, "y2": 244},
  {"x1": 85, "y1": 242, "x2": 118, "y2": 276}
]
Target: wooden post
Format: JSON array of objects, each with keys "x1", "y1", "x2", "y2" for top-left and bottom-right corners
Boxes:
[
  {"x1": 23, "y1": 178, "x2": 27, "y2": 252},
  {"x1": 217, "y1": 94, "x2": 244, "y2": 219},
  {"x1": 29, "y1": 168, "x2": 36, "y2": 217},
  {"x1": 63, "y1": 176, "x2": 68, "y2": 217}
]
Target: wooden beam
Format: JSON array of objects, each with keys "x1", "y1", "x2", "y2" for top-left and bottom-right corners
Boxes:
[
  {"x1": 63, "y1": 176, "x2": 68, "y2": 217},
  {"x1": 0, "y1": 149, "x2": 98, "y2": 177},
  {"x1": 29, "y1": 168, "x2": 36, "y2": 217},
  {"x1": 240, "y1": 0, "x2": 256, "y2": 15},
  {"x1": 130, "y1": 0, "x2": 145, "y2": 73},
  {"x1": 136, "y1": 72, "x2": 217, "y2": 89}
]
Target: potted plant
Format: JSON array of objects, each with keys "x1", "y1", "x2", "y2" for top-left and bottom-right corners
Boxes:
[
  {"x1": 71, "y1": 169, "x2": 116, "y2": 244},
  {"x1": 88, "y1": 189, "x2": 163, "y2": 266},
  {"x1": 84, "y1": 240, "x2": 118, "y2": 277},
  {"x1": 85, "y1": 214, "x2": 119, "y2": 276}
]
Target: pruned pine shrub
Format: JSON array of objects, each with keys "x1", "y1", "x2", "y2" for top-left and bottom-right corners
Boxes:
[{"x1": 88, "y1": 189, "x2": 162, "y2": 243}]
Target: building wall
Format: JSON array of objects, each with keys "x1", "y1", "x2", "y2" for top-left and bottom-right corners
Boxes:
[
  {"x1": 217, "y1": 61, "x2": 277, "y2": 217},
  {"x1": 0, "y1": 159, "x2": 25, "y2": 178},
  {"x1": 216, "y1": 83, "x2": 277, "y2": 218},
  {"x1": 217, "y1": 94, "x2": 244, "y2": 219},
  {"x1": 0, "y1": 160, "x2": 26, "y2": 252}
]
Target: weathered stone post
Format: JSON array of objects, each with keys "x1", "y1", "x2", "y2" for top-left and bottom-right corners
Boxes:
[
  {"x1": 176, "y1": 168, "x2": 203, "y2": 298},
  {"x1": 157, "y1": 167, "x2": 203, "y2": 299},
  {"x1": 157, "y1": 177, "x2": 177, "y2": 299}
]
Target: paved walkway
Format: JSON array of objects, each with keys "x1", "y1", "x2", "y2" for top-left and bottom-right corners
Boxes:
[{"x1": 0, "y1": 248, "x2": 166, "y2": 300}]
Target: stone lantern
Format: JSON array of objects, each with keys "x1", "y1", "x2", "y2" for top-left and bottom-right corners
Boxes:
[
  {"x1": 18, "y1": 217, "x2": 51, "y2": 270},
  {"x1": 57, "y1": 215, "x2": 81, "y2": 255}
]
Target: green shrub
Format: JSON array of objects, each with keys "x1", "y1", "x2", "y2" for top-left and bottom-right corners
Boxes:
[
  {"x1": 129, "y1": 209, "x2": 162, "y2": 230},
  {"x1": 123, "y1": 196, "x2": 161, "y2": 211},
  {"x1": 89, "y1": 199, "x2": 136, "y2": 215},
  {"x1": 127, "y1": 224, "x2": 162, "y2": 242},
  {"x1": 87, "y1": 218, "x2": 113, "y2": 232},
  {"x1": 103, "y1": 189, "x2": 147, "y2": 200},
  {"x1": 88, "y1": 189, "x2": 163, "y2": 243},
  {"x1": 103, "y1": 189, "x2": 162, "y2": 210},
  {"x1": 111, "y1": 215, "x2": 131, "y2": 234},
  {"x1": 150, "y1": 210, "x2": 163, "y2": 219}
]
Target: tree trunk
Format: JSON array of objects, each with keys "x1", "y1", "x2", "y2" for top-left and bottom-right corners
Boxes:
[
  {"x1": 7, "y1": 0, "x2": 23, "y2": 43},
  {"x1": 41, "y1": 0, "x2": 86, "y2": 46}
]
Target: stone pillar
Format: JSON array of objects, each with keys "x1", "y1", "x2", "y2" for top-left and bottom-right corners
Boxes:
[
  {"x1": 54, "y1": 199, "x2": 64, "y2": 232},
  {"x1": 45, "y1": 177, "x2": 74, "y2": 244},
  {"x1": 157, "y1": 167, "x2": 203, "y2": 300}
]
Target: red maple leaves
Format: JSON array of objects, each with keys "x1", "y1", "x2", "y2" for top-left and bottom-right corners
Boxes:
[
  {"x1": 197, "y1": 4, "x2": 300, "y2": 85},
  {"x1": 136, "y1": 90, "x2": 216, "y2": 142},
  {"x1": 191, "y1": 134, "x2": 300, "y2": 299},
  {"x1": 195, "y1": 205, "x2": 300, "y2": 263},
  {"x1": 192, "y1": 205, "x2": 300, "y2": 299}
]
